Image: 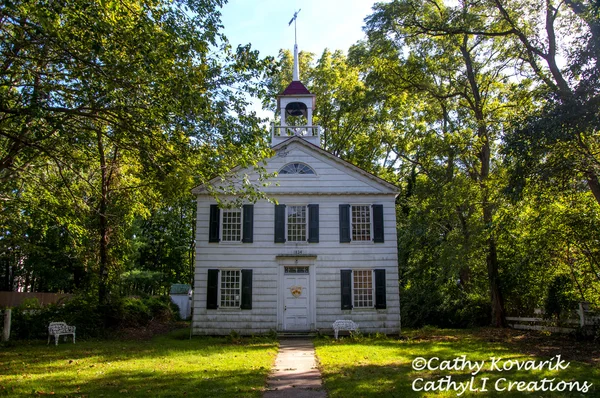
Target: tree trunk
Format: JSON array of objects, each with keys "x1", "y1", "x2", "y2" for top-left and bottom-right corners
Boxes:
[
  {"x1": 485, "y1": 204, "x2": 507, "y2": 327},
  {"x1": 97, "y1": 131, "x2": 109, "y2": 305},
  {"x1": 586, "y1": 170, "x2": 600, "y2": 206},
  {"x1": 461, "y1": 35, "x2": 508, "y2": 327}
]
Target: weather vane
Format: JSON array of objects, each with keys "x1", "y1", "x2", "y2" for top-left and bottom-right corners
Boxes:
[{"x1": 288, "y1": 9, "x2": 301, "y2": 46}]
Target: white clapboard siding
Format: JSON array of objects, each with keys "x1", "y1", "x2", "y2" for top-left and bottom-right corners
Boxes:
[{"x1": 192, "y1": 137, "x2": 401, "y2": 335}]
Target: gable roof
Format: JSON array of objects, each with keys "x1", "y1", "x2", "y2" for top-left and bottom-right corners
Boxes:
[{"x1": 192, "y1": 136, "x2": 399, "y2": 195}]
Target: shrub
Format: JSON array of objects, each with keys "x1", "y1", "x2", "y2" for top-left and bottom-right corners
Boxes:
[
  {"x1": 11, "y1": 294, "x2": 103, "y2": 340},
  {"x1": 545, "y1": 275, "x2": 576, "y2": 320},
  {"x1": 10, "y1": 294, "x2": 179, "y2": 340}
]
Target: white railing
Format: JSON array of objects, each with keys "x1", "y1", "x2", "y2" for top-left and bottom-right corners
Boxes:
[
  {"x1": 271, "y1": 125, "x2": 322, "y2": 147},
  {"x1": 272, "y1": 125, "x2": 321, "y2": 137}
]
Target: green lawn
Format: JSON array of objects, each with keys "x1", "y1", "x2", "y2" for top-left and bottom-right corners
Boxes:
[
  {"x1": 0, "y1": 329, "x2": 278, "y2": 397},
  {"x1": 315, "y1": 328, "x2": 600, "y2": 397}
]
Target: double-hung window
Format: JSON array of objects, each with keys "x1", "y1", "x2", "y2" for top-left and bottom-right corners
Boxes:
[
  {"x1": 339, "y1": 204, "x2": 384, "y2": 243},
  {"x1": 351, "y1": 205, "x2": 371, "y2": 241},
  {"x1": 222, "y1": 209, "x2": 242, "y2": 242},
  {"x1": 340, "y1": 269, "x2": 387, "y2": 310},
  {"x1": 206, "y1": 269, "x2": 253, "y2": 310},
  {"x1": 274, "y1": 204, "x2": 319, "y2": 243},
  {"x1": 220, "y1": 270, "x2": 241, "y2": 307},
  {"x1": 287, "y1": 205, "x2": 307, "y2": 242},
  {"x1": 352, "y1": 270, "x2": 373, "y2": 308},
  {"x1": 208, "y1": 204, "x2": 254, "y2": 243}
]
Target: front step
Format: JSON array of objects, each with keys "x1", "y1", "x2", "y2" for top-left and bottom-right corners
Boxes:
[{"x1": 277, "y1": 331, "x2": 317, "y2": 338}]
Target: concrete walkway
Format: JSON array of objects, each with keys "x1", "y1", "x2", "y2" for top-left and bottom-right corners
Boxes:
[{"x1": 264, "y1": 338, "x2": 327, "y2": 398}]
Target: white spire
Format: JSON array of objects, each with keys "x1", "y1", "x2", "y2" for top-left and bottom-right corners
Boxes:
[
  {"x1": 289, "y1": 9, "x2": 301, "y2": 81},
  {"x1": 293, "y1": 43, "x2": 300, "y2": 81}
]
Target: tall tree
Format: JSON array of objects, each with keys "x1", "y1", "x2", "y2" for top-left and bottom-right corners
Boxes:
[
  {"x1": 361, "y1": 0, "x2": 527, "y2": 326},
  {"x1": 0, "y1": 0, "x2": 272, "y2": 302},
  {"x1": 468, "y1": 0, "x2": 600, "y2": 206}
]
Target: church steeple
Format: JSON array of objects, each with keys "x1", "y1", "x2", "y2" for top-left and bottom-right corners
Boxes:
[
  {"x1": 292, "y1": 42, "x2": 300, "y2": 81},
  {"x1": 271, "y1": 9, "x2": 320, "y2": 147}
]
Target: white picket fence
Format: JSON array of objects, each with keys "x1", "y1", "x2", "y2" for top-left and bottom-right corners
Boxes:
[{"x1": 507, "y1": 303, "x2": 600, "y2": 334}]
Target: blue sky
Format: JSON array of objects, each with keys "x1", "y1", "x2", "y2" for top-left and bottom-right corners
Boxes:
[{"x1": 220, "y1": 0, "x2": 382, "y2": 59}]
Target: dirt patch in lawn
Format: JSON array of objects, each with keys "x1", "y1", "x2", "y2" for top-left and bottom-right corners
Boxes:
[
  {"x1": 116, "y1": 320, "x2": 189, "y2": 340},
  {"x1": 409, "y1": 327, "x2": 600, "y2": 365}
]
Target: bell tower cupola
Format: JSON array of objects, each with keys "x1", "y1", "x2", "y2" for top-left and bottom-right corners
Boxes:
[{"x1": 271, "y1": 9, "x2": 321, "y2": 147}]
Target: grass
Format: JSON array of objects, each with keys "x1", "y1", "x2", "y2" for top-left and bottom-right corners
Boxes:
[
  {"x1": 0, "y1": 329, "x2": 278, "y2": 397},
  {"x1": 315, "y1": 328, "x2": 600, "y2": 397}
]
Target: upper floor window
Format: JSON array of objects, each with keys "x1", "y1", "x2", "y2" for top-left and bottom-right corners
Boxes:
[
  {"x1": 351, "y1": 205, "x2": 371, "y2": 241},
  {"x1": 222, "y1": 209, "x2": 242, "y2": 242},
  {"x1": 274, "y1": 204, "x2": 319, "y2": 243},
  {"x1": 279, "y1": 163, "x2": 315, "y2": 175},
  {"x1": 339, "y1": 204, "x2": 384, "y2": 243},
  {"x1": 287, "y1": 205, "x2": 307, "y2": 242},
  {"x1": 209, "y1": 205, "x2": 253, "y2": 243}
]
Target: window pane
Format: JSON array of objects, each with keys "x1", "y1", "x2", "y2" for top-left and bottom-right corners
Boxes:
[
  {"x1": 287, "y1": 205, "x2": 307, "y2": 241},
  {"x1": 279, "y1": 163, "x2": 315, "y2": 175},
  {"x1": 220, "y1": 270, "x2": 241, "y2": 308},
  {"x1": 353, "y1": 270, "x2": 373, "y2": 308},
  {"x1": 284, "y1": 266, "x2": 309, "y2": 274},
  {"x1": 222, "y1": 209, "x2": 241, "y2": 241},
  {"x1": 352, "y1": 205, "x2": 371, "y2": 241}
]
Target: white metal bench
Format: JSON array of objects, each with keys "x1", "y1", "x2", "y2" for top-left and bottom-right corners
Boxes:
[
  {"x1": 333, "y1": 320, "x2": 358, "y2": 339},
  {"x1": 48, "y1": 322, "x2": 76, "y2": 346}
]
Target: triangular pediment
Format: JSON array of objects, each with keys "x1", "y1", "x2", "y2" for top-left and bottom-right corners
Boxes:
[{"x1": 192, "y1": 136, "x2": 398, "y2": 196}]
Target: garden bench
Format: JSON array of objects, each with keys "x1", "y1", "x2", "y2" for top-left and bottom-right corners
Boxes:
[
  {"x1": 47, "y1": 322, "x2": 76, "y2": 346},
  {"x1": 333, "y1": 320, "x2": 358, "y2": 339}
]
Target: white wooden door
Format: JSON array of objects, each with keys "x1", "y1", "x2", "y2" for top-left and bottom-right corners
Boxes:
[{"x1": 283, "y1": 269, "x2": 310, "y2": 331}]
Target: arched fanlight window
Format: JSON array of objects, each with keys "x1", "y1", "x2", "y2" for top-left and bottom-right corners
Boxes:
[{"x1": 279, "y1": 163, "x2": 316, "y2": 175}]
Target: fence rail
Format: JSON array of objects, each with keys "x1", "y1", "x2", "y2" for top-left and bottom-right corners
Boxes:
[
  {"x1": 0, "y1": 292, "x2": 73, "y2": 308},
  {"x1": 507, "y1": 303, "x2": 600, "y2": 334}
]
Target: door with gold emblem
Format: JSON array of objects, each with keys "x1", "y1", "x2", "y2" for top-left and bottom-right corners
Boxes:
[{"x1": 283, "y1": 266, "x2": 310, "y2": 331}]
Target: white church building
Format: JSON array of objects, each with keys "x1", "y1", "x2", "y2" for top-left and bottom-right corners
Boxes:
[{"x1": 191, "y1": 40, "x2": 400, "y2": 335}]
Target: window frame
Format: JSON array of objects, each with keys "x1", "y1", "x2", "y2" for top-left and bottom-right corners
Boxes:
[
  {"x1": 352, "y1": 269, "x2": 374, "y2": 308},
  {"x1": 278, "y1": 162, "x2": 316, "y2": 175},
  {"x1": 350, "y1": 204, "x2": 372, "y2": 242},
  {"x1": 220, "y1": 208, "x2": 243, "y2": 243},
  {"x1": 219, "y1": 269, "x2": 242, "y2": 309},
  {"x1": 286, "y1": 204, "x2": 308, "y2": 242}
]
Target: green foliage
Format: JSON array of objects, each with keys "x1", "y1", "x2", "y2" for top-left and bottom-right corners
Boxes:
[
  {"x1": 10, "y1": 294, "x2": 178, "y2": 339},
  {"x1": 120, "y1": 270, "x2": 167, "y2": 296},
  {"x1": 0, "y1": 0, "x2": 274, "y2": 301},
  {"x1": 12, "y1": 294, "x2": 103, "y2": 340},
  {"x1": 545, "y1": 275, "x2": 577, "y2": 319}
]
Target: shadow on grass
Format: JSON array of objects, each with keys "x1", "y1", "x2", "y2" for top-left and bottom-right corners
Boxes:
[
  {"x1": 0, "y1": 331, "x2": 277, "y2": 398},
  {"x1": 321, "y1": 361, "x2": 598, "y2": 398},
  {"x1": 315, "y1": 331, "x2": 600, "y2": 398}
]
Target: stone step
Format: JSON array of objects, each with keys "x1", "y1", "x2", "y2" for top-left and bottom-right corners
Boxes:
[{"x1": 277, "y1": 332, "x2": 317, "y2": 338}]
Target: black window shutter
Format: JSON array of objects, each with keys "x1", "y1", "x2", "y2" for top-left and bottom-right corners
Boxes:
[
  {"x1": 206, "y1": 269, "x2": 219, "y2": 309},
  {"x1": 242, "y1": 205, "x2": 254, "y2": 243},
  {"x1": 372, "y1": 204, "x2": 384, "y2": 243},
  {"x1": 209, "y1": 205, "x2": 220, "y2": 243},
  {"x1": 339, "y1": 204, "x2": 351, "y2": 243},
  {"x1": 374, "y1": 269, "x2": 387, "y2": 309},
  {"x1": 341, "y1": 269, "x2": 352, "y2": 310},
  {"x1": 274, "y1": 204, "x2": 286, "y2": 243},
  {"x1": 241, "y1": 269, "x2": 252, "y2": 309},
  {"x1": 308, "y1": 204, "x2": 319, "y2": 243}
]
